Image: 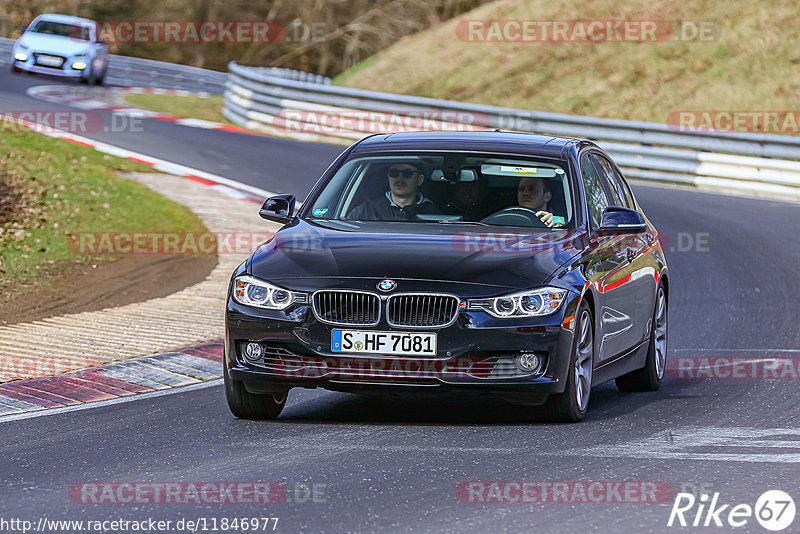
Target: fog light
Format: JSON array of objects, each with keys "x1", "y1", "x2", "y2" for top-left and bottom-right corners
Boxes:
[
  {"x1": 243, "y1": 342, "x2": 264, "y2": 362},
  {"x1": 72, "y1": 61, "x2": 87, "y2": 70},
  {"x1": 515, "y1": 353, "x2": 542, "y2": 373},
  {"x1": 14, "y1": 52, "x2": 28, "y2": 62}
]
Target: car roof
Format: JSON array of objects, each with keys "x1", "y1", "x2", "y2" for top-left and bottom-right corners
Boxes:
[
  {"x1": 350, "y1": 131, "x2": 595, "y2": 159},
  {"x1": 33, "y1": 14, "x2": 96, "y2": 26}
]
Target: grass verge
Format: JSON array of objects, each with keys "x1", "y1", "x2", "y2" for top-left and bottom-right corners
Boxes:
[
  {"x1": 124, "y1": 93, "x2": 230, "y2": 124},
  {"x1": 334, "y1": 0, "x2": 800, "y2": 132},
  {"x1": 0, "y1": 126, "x2": 209, "y2": 291}
]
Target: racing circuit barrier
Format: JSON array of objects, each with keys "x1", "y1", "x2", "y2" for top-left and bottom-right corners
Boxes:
[
  {"x1": 4, "y1": 32, "x2": 799, "y2": 200},
  {"x1": 223, "y1": 60, "x2": 800, "y2": 200},
  {"x1": 1, "y1": 37, "x2": 322, "y2": 94}
]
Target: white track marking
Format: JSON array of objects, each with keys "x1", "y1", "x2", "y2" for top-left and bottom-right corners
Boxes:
[
  {"x1": 565, "y1": 427, "x2": 800, "y2": 463},
  {"x1": 673, "y1": 349, "x2": 800, "y2": 353},
  {"x1": 0, "y1": 379, "x2": 222, "y2": 423}
]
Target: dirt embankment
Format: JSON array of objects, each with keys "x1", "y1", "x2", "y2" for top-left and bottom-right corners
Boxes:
[
  {"x1": 0, "y1": 176, "x2": 217, "y2": 325},
  {"x1": 0, "y1": 253, "x2": 217, "y2": 325}
]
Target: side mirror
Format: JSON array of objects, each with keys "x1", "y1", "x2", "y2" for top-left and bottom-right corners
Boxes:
[
  {"x1": 259, "y1": 194, "x2": 296, "y2": 224},
  {"x1": 18, "y1": 26, "x2": 27, "y2": 35},
  {"x1": 600, "y1": 206, "x2": 646, "y2": 233}
]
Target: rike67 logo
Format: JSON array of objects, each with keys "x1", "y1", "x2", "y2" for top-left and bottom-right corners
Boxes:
[{"x1": 668, "y1": 490, "x2": 795, "y2": 531}]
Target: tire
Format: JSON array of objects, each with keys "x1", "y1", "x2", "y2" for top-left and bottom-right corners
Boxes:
[
  {"x1": 224, "y1": 370, "x2": 286, "y2": 420},
  {"x1": 616, "y1": 283, "x2": 668, "y2": 392},
  {"x1": 80, "y1": 66, "x2": 92, "y2": 84},
  {"x1": 93, "y1": 65, "x2": 105, "y2": 85},
  {"x1": 544, "y1": 302, "x2": 594, "y2": 422}
]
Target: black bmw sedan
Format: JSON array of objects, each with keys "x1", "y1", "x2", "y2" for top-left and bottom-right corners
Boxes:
[{"x1": 224, "y1": 131, "x2": 669, "y2": 422}]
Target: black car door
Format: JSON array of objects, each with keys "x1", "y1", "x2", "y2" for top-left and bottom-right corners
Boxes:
[
  {"x1": 591, "y1": 153, "x2": 653, "y2": 353},
  {"x1": 581, "y1": 152, "x2": 639, "y2": 362},
  {"x1": 594, "y1": 154, "x2": 659, "y2": 347}
]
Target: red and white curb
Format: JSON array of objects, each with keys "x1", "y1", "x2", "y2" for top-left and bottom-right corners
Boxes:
[
  {"x1": 26, "y1": 84, "x2": 263, "y2": 137},
  {"x1": 0, "y1": 340, "x2": 223, "y2": 419},
  {"x1": 4, "y1": 113, "x2": 271, "y2": 204}
]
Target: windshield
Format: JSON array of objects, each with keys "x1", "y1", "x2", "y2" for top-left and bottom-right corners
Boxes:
[
  {"x1": 30, "y1": 20, "x2": 92, "y2": 41},
  {"x1": 306, "y1": 152, "x2": 575, "y2": 228}
]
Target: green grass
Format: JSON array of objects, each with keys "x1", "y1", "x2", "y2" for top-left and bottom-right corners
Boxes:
[
  {"x1": 334, "y1": 0, "x2": 800, "y2": 132},
  {"x1": 0, "y1": 127, "x2": 208, "y2": 289},
  {"x1": 124, "y1": 93, "x2": 230, "y2": 124}
]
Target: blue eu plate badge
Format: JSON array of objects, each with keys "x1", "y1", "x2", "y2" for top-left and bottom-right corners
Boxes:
[{"x1": 331, "y1": 330, "x2": 342, "y2": 351}]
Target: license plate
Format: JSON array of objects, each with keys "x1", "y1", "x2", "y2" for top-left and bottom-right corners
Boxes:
[
  {"x1": 332, "y1": 329, "x2": 436, "y2": 356},
  {"x1": 36, "y1": 55, "x2": 63, "y2": 67}
]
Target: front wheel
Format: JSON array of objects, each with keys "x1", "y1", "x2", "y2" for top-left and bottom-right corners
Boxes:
[
  {"x1": 616, "y1": 283, "x2": 668, "y2": 391},
  {"x1": 544, "y1": 302, "x2": 594, "y2": 422},
  {"x1": 224, "y1": 371, "x2": 287, "y2": 420},
  {"x1": 93, "y1": 64, "x2": 106, "y2": 85}
]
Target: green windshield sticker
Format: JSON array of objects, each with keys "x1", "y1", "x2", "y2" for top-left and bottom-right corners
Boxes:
[
  {"x1": 313, "y1": 208, "x2": 329, "y2": 216},
  {"x1": 553, "y1": 216, "x2": 566, "y2": 225}
]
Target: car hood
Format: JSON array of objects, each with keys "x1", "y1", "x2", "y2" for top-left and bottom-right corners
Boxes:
[
  {"x1": 16, "y1": 34, "x2": 92, "y2": 56},
  {"x1": 248, "y1": 220, "x2": 586, "y2": 291}
]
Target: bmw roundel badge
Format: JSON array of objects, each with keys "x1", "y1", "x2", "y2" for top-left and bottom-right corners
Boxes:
[{"x1": 377, "y1": 279, "x2": 396, "y2": 292}]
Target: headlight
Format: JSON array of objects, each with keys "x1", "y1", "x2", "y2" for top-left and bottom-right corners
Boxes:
[
  {"x1": 232, "y1": 275, "x2": 307, "y2": 310},
  {"x1": 467, "y1": 287, "x2": 567, "y2": 318},
  {"x1": 14, "y1": 52, "x2": 28, "y2": 62},
  {"x1": 72, "y1": 61, "x2": 87, "y2": 70}
]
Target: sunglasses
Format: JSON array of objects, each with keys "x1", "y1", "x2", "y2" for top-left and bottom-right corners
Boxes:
[{"x1": 388, "y1": 168, "x2": 419, "y2": 178}]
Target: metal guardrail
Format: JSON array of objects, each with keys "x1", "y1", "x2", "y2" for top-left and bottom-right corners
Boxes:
[
  {"x1": 105, "y1": 55, "x2": 227, "y2": 93},
  {"x1": 3, "y1": 36, "x2": 327, "y2": 93},
  {"x1": 0, "y1": 37, "x2": 13, "y2": 66},
  {"x1": 224, "y1": 60, "x2": 800, "y2": 199},
  {"x1": 5, "y1": 34, "x2": 800, "y2": 200}
]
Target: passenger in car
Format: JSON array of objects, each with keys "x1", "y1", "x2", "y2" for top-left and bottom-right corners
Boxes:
[
  {"x1": 517, "y1": 177, "x2": 563, "y2": 228},
  {"x1": 444, "y1": 177, "x2": 488, "y2": 220},
  {"x1": 348, "y1": 162, "x2": 441, "y2": 221}
]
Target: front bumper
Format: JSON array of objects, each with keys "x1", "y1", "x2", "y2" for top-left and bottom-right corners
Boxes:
[
  {"x1": 12, "y1": 52, "x2": 91, "y2": 78},
  {"x1": 225, "y1": 291, "x2": 581, "y2": 401}
]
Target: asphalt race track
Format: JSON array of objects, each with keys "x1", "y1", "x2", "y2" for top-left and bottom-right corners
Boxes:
[{"x1": 2, "y1": 70, "x2": 799, "y2": 533}]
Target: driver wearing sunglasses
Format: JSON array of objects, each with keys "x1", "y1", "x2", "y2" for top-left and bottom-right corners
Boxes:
[{"x1": 348, "y1": 162, "x2": 441, "y2": 221}]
